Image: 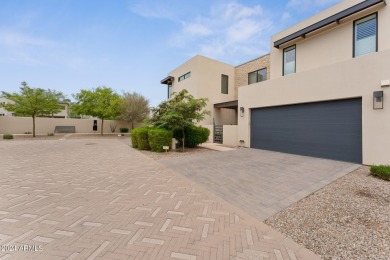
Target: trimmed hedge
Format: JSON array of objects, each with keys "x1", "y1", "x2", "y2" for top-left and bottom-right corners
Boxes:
[
  {"x1": 174, "y1": 126, "x2": 210, "y2": 148},
  {"x1": 370, "y1": 165, "x2": 390, "y2": 181},
  {"x1": 130, "y1": 129, "x2": 139, "y2": 148},
  {"x1": 3, "y1": 134, "x2": 14, "y2": 140},
  {"x1": 148, "y1": 129, "x2": 173, "y2": 152},
  {"x1": 136, "y1": 127, "x2": 151, "y2": 150},
  {"x1": 120, "y1": 128, "x2": 129, "y2": 133},
  {"x1": 131, "y1": 127, "x2": 150, "y2": 149}
]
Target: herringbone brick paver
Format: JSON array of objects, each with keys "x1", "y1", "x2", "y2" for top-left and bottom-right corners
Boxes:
[{"x1": 0, "y1": 139, "x2": 319, "y2": 259}]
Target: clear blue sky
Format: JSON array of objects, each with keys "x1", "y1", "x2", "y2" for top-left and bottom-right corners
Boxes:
[{"x1": 0, "y1": 0, "x2": 341, "y2": 106}]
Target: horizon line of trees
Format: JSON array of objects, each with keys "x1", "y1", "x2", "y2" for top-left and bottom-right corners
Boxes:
[{"x1": 0, "y1": 81, "x2": 150, "y2": 137}]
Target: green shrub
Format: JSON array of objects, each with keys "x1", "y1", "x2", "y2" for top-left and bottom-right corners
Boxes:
[
  {"x1": 130, "y1": 128, "x2": 140, "y2": 148},
  {"x1": 136, "y1": 127, "x2": 151, "y2": 150},
  {"x1": 148, "y1": 129, "x2": 173, "y2": 152},
  {"x1": 174, "y1": 126, "x2": 210, "y2": 148},
  {"x1": 370, "y1": 165, "x2": 390, "y2": 181},
  {"x1": 131, "y1": 127, "x2": 150, "y2": 149},
  {"x1": 47, "y1": 133, "x2": 54, "y2": 136},
  {"x1": 119, "y1": 128, "x2": 129, "y2": 133},
  {"x1": 3, "y1": 134, "x2": 14, "y2": 140}
]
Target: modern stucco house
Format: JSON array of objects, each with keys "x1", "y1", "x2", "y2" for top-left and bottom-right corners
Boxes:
[{"x1": 161, "y1": 0, "x2": 389, "y2": 165}]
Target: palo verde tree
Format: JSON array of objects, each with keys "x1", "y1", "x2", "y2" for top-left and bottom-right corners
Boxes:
[
  {"x1": 72, "y1": 86, "x2": 122, "y2": 135},
  {"x1": 118, "y1": 92, "x2": 150, "y2": 130},
  {"x1": 146, "y1": 89, "x2": 210, "y2": 151},
  {"x1": 1, "y1": 81, "x2": 64, "y2": 137}
]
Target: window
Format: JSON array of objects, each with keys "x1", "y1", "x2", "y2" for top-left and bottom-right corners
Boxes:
[
  {"x1": 178, "y1": 72, "x2": 191, "y2": 82},
  {"x1": 221, "y1": 75, "x2": 228, "y2": 94},
  {"x1": 248, "y1": 68, "x2": 267, "y2": 85},
  {"x1": 354, "y1": 13, "x2": 377, "y2": 57},
  {"x1": 283, "y1": 45, "x2": 296, "y2": 76},
  {"x1": 167, "y1": 84, "x2": 172, "y2": 98}
]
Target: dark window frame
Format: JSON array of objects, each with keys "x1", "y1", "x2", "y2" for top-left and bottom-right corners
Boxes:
[
  {"x1": 178, "y1": 71, "x2": 191, "y2": 82},
  {"x1": 283, "y1": 45, "x2": 296, "y2": 76},
  {"x1": 248, "y1": 68, "x2": 267, "y2": 85},
  {"x1": 221, "y1": 74, "x2": 229, "y2": 94},
  {"x1": 167, "y1": 84, "x2": 172, "y2": 99},
  {"x1": 353, "y1": 12, "x2": 378, "y2": 58}
]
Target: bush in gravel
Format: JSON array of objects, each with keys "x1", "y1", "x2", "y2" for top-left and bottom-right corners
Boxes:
[
  {"x1": 174, "y1": 126, "x2": 210, "y2": 148},
  {"x1": 370, "y1": 165, "x2": 390, "y2": 180},
  {"x1": 148, "y1": 129, "x2": 172, "y2": 152},
  {"x1": 3, "y1": 134, "x2": 14, "y2": 140}
]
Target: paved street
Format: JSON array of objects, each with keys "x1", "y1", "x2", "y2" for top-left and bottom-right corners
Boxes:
[
  {"x1": 160, "y1": 148, "x2": 359, "y2": 220},
  {"x1": 0, "y1": 139, "x2": 318, "y2": 259}
]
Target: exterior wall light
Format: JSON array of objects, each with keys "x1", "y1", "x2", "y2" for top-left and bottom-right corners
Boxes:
[
  {"x1": 381, "y1": 80, "x2": 389, "y2": 87},
  {"x1": 240, "y1": 107, "x2": 245, "y2": 117},
  {"x1": 373, "y1": 91, "x2": 383, "y2": 110}
]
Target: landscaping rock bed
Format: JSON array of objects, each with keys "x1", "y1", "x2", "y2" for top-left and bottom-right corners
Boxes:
[{"x1": 265, "y1": 166, "x2": 390, "y2": 260}]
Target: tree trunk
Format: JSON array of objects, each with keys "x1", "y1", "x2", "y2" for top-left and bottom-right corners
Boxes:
[
  {"x1": 101, "y1": 119, "x2": 104, "y2": 135},
  {"x1": 182, "y1": 128, "x2": 185, "y2": 152},
  {"x1": 131, "y1": 120, "x2": 134, "y2": 130},
  {"x1": 32, "y1": 116, "x2": 36, "y2": 137}
]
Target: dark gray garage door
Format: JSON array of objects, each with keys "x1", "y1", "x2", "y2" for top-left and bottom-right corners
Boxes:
[{"x1": 250, "y1": 98, "x2": 362, "y2": 163}]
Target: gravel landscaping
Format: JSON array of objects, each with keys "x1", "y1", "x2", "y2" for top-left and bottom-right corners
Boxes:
[{"x1": 265, "y1": 166, "x2": 390, "y2": 260}]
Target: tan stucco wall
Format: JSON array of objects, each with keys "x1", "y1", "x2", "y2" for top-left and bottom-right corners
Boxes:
[
  {"x1": 168, "y1": 55, "x2": 236, "y2": 125},
  {"x1": 214, "y1": 108, "x2": 237, "y2": 125},
  {"x1": 238, "y1": 49, "x2": 390, "y2": 165},
  {"x1": 0, "y1": 117, "x2": 139, "y2": 134},
  {"x1": 234, "y1": 55, "x2": 270, "y2": 99},
  {"x1": 223, "y1": 125, "x2": 238, "y2": 147},
  {"x1": 270, "y1": 0, "x2": 388, "y2": 79}
]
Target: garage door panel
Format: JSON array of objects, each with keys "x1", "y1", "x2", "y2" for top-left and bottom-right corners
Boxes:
[{"x1": 250, "y1": 98, "x2": 362, "y2": 163}]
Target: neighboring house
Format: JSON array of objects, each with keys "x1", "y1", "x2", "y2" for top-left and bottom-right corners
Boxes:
[
  {"x1": 161, "y1": 0, "x2": 389, "y2": 165},
  {"x1": 0, "y1": 97, "x2": 70, "y2": 118},
  {"x1": 52, "y1": 102, "x2": 70, "y2": 118},
  {"x1": 0, "y1": 97, "x2": 15, "y2": 116}
]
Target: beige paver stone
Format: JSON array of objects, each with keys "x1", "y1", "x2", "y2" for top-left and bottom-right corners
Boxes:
[{"x1": 0, "y1": 139, "x2": 319, "y2": 259}]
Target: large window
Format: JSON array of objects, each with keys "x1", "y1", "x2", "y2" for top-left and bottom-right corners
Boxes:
[
  {"x1": 221, "y1": 75, "x2": 229, "y2": 94},
  {"x1": 248, "y1": 68, "x2": 267, "y2": 85},
  {"x1": 283, "y1": 45, "x2": 296, "y2": 76},
  {"x1": 354, "y1": 13, "x2": 377, "y2": 57},
  {"x1": 178, "y1": 72, "x2": 191, "y2": 82}
]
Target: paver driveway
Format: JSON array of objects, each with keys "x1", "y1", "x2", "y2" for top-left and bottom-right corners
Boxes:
[
  {"x1": 0, "y1": 139, "x2": 318, "y2": 259},
  {"x1": 160, "y1": 148, "x2": 360, "y2": 220}
]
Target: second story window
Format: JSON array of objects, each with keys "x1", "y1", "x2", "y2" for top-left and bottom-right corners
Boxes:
[
  {"x1": 283, "y1": 45, "x2": 296, "y2": 76},
  {"x1": 178, "y1": 72, "x2": 191, "y2": 82},
  {"x1": 248, "y1": 68, "x2": 267, "y2": 85},
  {"x1": 221, "y1": 74, "x2": 228, "y2": 94},
  {"x1": 354, "y1": 13, "x2": 377, "y2": 58}
]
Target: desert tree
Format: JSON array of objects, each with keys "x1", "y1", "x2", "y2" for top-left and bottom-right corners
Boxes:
[
  {"x1": 1, "y1": 81, "x2": 64, "y2": 137},
  {"x1": 146, "y1": 89, "x2": 210, "y2": 151},
  {"x1": 119, "y1": 92, "x2": 150, "y2": 130},
  {"x1": 72, "y1": 86, "x2": 122, "y2": 135}
]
